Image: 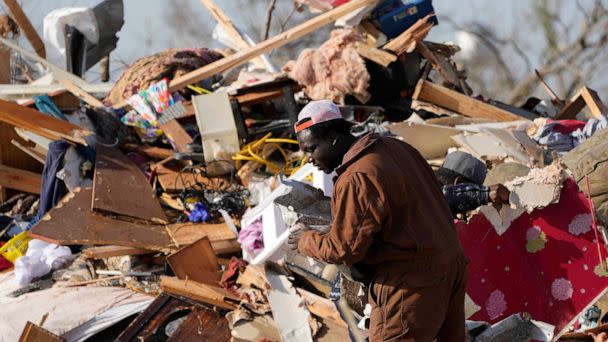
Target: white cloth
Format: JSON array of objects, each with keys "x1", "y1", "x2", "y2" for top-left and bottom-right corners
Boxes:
[{"x1": 43, "y1": 7, "x2": 99, "y2": 68}]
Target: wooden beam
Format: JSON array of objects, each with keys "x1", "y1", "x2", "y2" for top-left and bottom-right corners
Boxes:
[
  {"x1": 383, "y1": 14, "x2": 434, "y2": 56},
  {"x1": 198, "y1": 0, "x2": 266, "y2": 70},
  {"x1": 160, "y1": 276, "x2": 239, "y2": 310},
  {"x1": 114, "y1": 0, "x2": 379, "y2": 108},
  {"x1": 355, "y1": 41, "x2": 397, "y2": 67},
  {"x1": 0, "y1": 164, "x2": 41, "y2": 194},
  {"x1": 413, "y1": 79, "x2": 524, "y2": 122},
  {"x1": 580, "y1": 87, "x2": 607, "y2": 119},
  {"x1": 4, "y1": 0, "x2": 46, "y2": 58},
  {"x1": 0, "y1": 98, "x2": 92, "y2": 145},
  {"x1": 82, "y1": 246, "x2": 154, "y2": 259},
  {"x1": 58, "y1": 79, "x2": 105, "y2": 108},
  {"x1": 555, "y1": 86, "x2": 607, "y2": 120},
  {"x1": 159, "y1": 120, "x2": 193, "y2": 153}
]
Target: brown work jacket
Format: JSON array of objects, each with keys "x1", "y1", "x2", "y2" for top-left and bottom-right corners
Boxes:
[{"x1": 298, "y1": 133, "x2": 463, "y2": 270}]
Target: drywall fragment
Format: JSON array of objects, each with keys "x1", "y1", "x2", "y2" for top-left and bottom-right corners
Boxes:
[
  {"x1": 479, "y1": 205, "x2": 526, "y2": 235},
  {"x1": 507, "y1": 164, "x2": 567, "y2": 212}
]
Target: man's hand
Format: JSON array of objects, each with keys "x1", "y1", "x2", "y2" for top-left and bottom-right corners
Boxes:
[
  {"x1": 287, "y1": 223, "x2": 310, "y2": 251},
  {"x1": 489, "y1": 184, "x2": 510, "y2": 205}
]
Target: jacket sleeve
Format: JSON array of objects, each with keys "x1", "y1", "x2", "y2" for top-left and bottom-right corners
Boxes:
[
  {"x1": 442, "y1": 183, "x2": 490, "y2": 216},
  {"x1": 297, "y1": 172, "x2": 386, "y2": 265}
]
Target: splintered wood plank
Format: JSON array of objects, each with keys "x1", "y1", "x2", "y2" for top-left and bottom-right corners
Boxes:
[
  {"x1": 58, "y1": 79, "x2": 105, "y2": 108},
  {"x1": 159, "y1": 119, "x2": 193, "y2": 153},
  {"x1": 93, "y1": 145, "x2": 168, "y2": 223},
  {"x1": 113, "y1": 0, "x2": 379, "y2": 108},
  {"x1": 416, "y1": 41, "x2": 461, "y2": 88},
  {"x1": 0, "y1": 164, "x2": 41, "y2": 194},
  {"x1": 29, "y1": 188, "x2": 174, "y2": 253},
  {"x1": 580, "y1": 87, "x2": 607, "y2": 119},
  {"x1": 166, "y1": 222, "x2": 238, "y2": 247},
  {"x1": 18, "y1": 321, "x2": 65, "y2": 342},
  {"x1": 383, "y1": 14, "x2": 434, "y2": 55},
  {"x1": 355, "y1": 41, "x2": 397, "y2": 67},
  {"x1": 167, "y1": 237, "x2": 219, "y2": 286},
  {"x1": 82, "y1": 246, "x2": 154, "y2": 259},
  {"x1": 0, "y1": 98, "x2": 91, "y2": 145},
  {"x1": 413, "y1": 80, "x2": 523, "y2": 122},
  {"x1": 160, "y1": 276, "x2": 239, "y2": 310}
]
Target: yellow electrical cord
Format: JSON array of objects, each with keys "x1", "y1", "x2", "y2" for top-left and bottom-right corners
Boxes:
[{"x1": 233, "y1": 133, "x2": 306, "y2": 176}]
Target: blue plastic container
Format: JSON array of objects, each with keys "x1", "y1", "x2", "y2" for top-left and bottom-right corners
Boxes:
[{"x1": 371, "y1": 0, "x2": 438, "y2": 39}]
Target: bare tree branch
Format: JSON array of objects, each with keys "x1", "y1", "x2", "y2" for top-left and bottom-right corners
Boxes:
[{"x1": 262, "y1": 0, "x2": 277, "y2": 41}]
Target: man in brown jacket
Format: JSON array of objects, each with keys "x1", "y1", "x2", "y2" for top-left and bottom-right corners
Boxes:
[{"x1": 289, "y1": 100, "x2": 468, "y2": 341}]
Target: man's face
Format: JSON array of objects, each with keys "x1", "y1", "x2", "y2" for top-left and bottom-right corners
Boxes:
[{"x1": 297, "y1": 129, "x2": 340, "y2": 174}]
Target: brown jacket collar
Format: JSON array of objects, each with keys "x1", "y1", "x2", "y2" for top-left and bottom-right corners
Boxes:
[{"x1": 335, "y1": 133, "x2": 379, "y2": 176}]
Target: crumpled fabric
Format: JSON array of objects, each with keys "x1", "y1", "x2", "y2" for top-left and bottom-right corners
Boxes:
[
  {"x1": 14, "y1": 239, "x2": 74, "y2": 285},
  {"x1": 220, "y1": 257, "x2": 248, "y2": 290},
  {"x1": 238, "y1": 217, "x2": 264, "y2": 257},
  {"x1": 283, "y1": 28, "x2": 370, "y2": 104},
  {"x1": 188, "y1": 202, "x2": 210, "y2": 223},
  {"x1": 534, "y1": 117, "x2": 607, "y2": 155}
]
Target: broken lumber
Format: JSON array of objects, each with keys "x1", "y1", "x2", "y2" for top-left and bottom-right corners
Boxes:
[
  {"x1": 354, "y1": 41, "x2": 397, "y2": 67},
  {"x1": 159, "y1": 119, "x2": 193, "y2": 153},
  {"x1": 167, "y1": 237, "x2": 219, "y2": 286},
  {"x1": 198, "y1": 0, "x2": 267, "y2": 70},
  {"x1": 3, "y1": 0, "x2": 46, "y2": 58},
  {"x1": 114, "y1": 0, "x2": 379, "y2": 108},
  {"x1": 10, "y1": 140, "x2": 46, "y2": 164},
  {"x1": 58, "y1": 79, "x2": 105, "y2": 108},
  {"x1": 0, "y1": 164, "x2": 41, "y2": 194},
  {"x1": 30, "y1": 188, "x2": 239, "y2": 253},
  {"x1": 413, "y1": 79, "x2": 523, "y2": 122},
  {"x1": 18, "y1": 321, "x2": 65, "y2": 342},
  {"x1": 92, "y1": 145, "x2": 168, "y2": 223},
  {"x1": 160, "y1": 276, "x2": 239, "y2": 310},
  {"x1": 555, "y1": 86, "x2": 607, "y2": 120},
  {"x1": 383, "y1": 14, "x2": 434, "y2": 56},
  {"x1": 0, "y1": 98, "x2": 92, "y2": 145},
  {"x1": 296, "y1": 288, "x2": 348, "y2": 328},
  {"x1": 82, "y1": 246, "x2": 154, "y2": 259},
  {"x1": 416, "y1": 41, "x2": 465, "y2": 93}
]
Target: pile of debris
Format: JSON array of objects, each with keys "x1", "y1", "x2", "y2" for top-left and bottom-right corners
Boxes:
[{"x1": 0, "y1": 0, "x2": 607, "y2": 341}]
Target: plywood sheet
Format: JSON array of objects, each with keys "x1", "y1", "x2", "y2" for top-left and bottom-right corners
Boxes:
[
  {"x1": 167, "y1": 237, "x2": 219, "y2": 286},
  {"x1": 0, "y1": 164, "x2": 41, "y2": 194},
  {"x1": 19, "y1": 322, "x2": 65, "y2": 342},
  {"x1": 92, "y1": 145, "x2": 167, "y2": 223},
  {"x1": 30, "y1": 188, "x2": 173, "y2": 253}
]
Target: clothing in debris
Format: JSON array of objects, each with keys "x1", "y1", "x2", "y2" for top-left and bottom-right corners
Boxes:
[
  {"x1": 297, "y1": 133, "x2": 467, "y2": 341},
  {"x1": 534, "y1": 117, "x2": 607, "y2": 155},
  {"x1": 443, "y1": 183, "x2": 490, "y2": 216},
  {"x1": 38, "y1": 140, "x2": 70, "y2": 216}
]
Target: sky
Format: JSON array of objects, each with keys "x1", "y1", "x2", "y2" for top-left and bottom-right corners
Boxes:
[{"x1": 2, "y1": 0, "x2": 605, "y2": 101}]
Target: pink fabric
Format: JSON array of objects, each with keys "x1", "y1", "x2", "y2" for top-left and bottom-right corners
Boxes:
[
  {"x1": 456, "y1": 178, "x2": 608, "y2": 335},
  {"x1": 238, "y1": 218, "x2": 264, "y2": 257}
]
